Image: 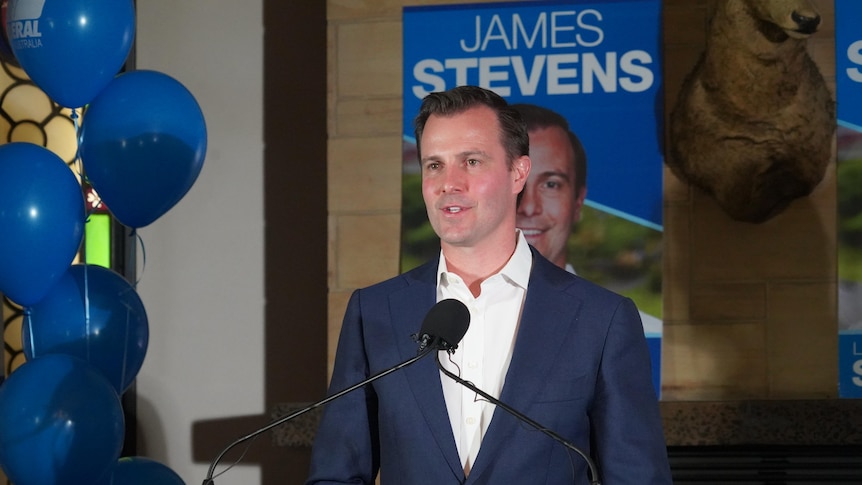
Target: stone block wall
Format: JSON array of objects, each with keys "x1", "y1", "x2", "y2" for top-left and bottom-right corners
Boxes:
[{"x1": 327, "y1": 0, "x2": 838, "y2": 400}]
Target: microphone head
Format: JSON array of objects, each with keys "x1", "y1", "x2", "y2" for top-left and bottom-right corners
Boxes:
[{"x1": 419, "y1": 299, "x2": 470, "y2": 352}]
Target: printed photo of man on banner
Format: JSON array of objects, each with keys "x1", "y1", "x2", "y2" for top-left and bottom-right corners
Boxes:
[
  {"x1": 836, "y1": 0, "x2": 862, "y2": 398},
  {"x1": 401, "y1": 0, "x2": 664, "y2": 397}
]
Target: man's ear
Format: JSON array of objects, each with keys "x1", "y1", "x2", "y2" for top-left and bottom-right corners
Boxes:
[
  {"x1": 512, "y1": 155, "x2": 531, "y2": 194},
  {"x1": 572, "y1": 186, "x2": 588, "y2": 223}
]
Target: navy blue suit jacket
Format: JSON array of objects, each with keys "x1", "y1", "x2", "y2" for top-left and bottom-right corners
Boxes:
[{"x1": 307, "y1": 250, "x2": 671, "y2": 484}]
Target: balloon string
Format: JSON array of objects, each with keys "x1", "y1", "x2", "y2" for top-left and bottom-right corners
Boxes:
[
  {"x1": 71, "y1": 108, "x2": 85, "y2": 182},
  {"x1": 71, "y1": 107, "x2": 104, "y2": 231},
  {"x1": 84, "y1": 263, "x2": 91, "y2": 362},
  {"x1": 133, "y1": 229, "x2": 146, "y2": 288},
  {"x1": 79, "y1": 111, "x2": 90, "y2": 357},
  {"x1": 120, "y1": 300, "x2": 131, "y2": 393},
  {"x1": 23, "y1": 308, "x2": 35, "y2": 360}
]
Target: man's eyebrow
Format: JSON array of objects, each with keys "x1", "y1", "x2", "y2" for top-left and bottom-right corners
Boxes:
[
  {"x1": 459, "y1": 149, "x2": 491, "y2": 159},
  {"x1": 538, "y1": 170, "x2": 571, "y2": 180},
  {"x1": 421, "y1": 150, "x2": 490, "y2": 163}
]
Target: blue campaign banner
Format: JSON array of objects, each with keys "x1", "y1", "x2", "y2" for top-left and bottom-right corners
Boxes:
[
  {"x1": 836, "y1": 0, "x2": 862, "y2": 131},
  {"x1": 403, "y1": 0, "x2": 663, "y2": 229},
  {"x1": 837, "y1": 0, "x2": 862, "y2": 398},
  {"x1": 402, "y1": 0, "x2": 663, "y2": 398},
  {"x1": 839, "y1": 333, "x2": 862, "y2": 398}
]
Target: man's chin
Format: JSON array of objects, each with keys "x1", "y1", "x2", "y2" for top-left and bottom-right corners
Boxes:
[{"x1": 522, "y1": 234, "x2": 547, "y2": 250}]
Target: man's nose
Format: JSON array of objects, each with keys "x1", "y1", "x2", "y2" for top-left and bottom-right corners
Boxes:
[{"x1": 441, "y1": 166, "x2": 466, "y2": 193}]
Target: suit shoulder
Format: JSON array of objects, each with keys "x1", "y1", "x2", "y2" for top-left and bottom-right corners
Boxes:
[
  {"x1": 533, "y1": 252, "x2": 629, "y2": 304},
  {"x1": 355, "y1": 258, "x2": 437, "y2": 295}
]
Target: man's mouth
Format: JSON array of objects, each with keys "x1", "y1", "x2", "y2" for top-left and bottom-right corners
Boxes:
[{"x1": 518, "y1": 228, "x2": 545, "y2": 237}]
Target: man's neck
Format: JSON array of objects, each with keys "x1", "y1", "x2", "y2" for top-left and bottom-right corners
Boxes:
[{"x1": 441, "y1": 233, "x2": 518, "y2": 297}]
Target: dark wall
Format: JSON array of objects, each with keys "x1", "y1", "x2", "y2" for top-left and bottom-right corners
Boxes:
[{"x1": 262, "y1": 0, "x2": 328, "y2": 480}]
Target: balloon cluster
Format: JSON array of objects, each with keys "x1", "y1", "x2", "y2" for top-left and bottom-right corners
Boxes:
[{"x1": 0, "y1": 1, "x2": 206, "y2": 483}]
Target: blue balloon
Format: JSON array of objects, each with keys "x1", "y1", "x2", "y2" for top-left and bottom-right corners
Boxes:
[
  {"x1": 95, "y1": 457, "x2": 186, "y2": 485},
  {"x1": 5, "y1": 0, "x2": 135, "y2": 108},
  {"x1": 0, "y1": 142, "x2": 85, "y2": 306},
  {"x1": 24, "y1": 264, "x2": 149, "y2": 394},
  {"x1": 80, "y1": 70, "x2": 207, "y2": 228},
  {"x1": 0, "y1": 354, "x2": 125, "y2": 485}
]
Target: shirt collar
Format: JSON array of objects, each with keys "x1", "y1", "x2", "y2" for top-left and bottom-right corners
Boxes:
[{"x1": 436, "y1": 230, "x2": 533, "y2": 289}]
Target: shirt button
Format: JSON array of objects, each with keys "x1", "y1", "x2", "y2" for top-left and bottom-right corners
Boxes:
[
  {"x1": 467, "y1": 361, "x2": 479, "y2": 369},
  {"x1": 466, "y1": 417, "x2": 476, "y2": 425}
]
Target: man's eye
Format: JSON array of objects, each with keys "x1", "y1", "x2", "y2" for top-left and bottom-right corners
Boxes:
[
  {"x1": 425, "y1": 162, "x2": 440, "y2": 171},
  {"x1": 466, "y1": 159, "x2": 480, "y2": 166}
]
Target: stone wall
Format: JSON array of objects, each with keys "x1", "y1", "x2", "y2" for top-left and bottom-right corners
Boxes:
[{"x1": 327, "y1": 0, "x2": 838, "y2": 401}]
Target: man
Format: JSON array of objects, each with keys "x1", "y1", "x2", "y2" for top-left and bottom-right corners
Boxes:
[
  {"x1": 512, "y1": 103, "x2": 664, "y2": 357},
  {"x1": 512, "y1": 103, "x2": 587, "y2": 273},
  {"x1": 306, "y1": 86, "x2": 671, "y2": 484}
]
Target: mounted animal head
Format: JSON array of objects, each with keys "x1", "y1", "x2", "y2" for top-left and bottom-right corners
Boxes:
[
  {"x1": 667, "y1": 0, "x2": 835, "y2": 223},
  {"x1": 742, "y1": 0, "x2": 821, "y2": 40}
]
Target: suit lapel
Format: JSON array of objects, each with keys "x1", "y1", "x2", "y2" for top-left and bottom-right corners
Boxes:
[
  {"x1": 390, "y1": 261, "x2": 465, "y2": 479},
  {"x1": 467, "y1": 255, "x2": 582, "y2": 481}
]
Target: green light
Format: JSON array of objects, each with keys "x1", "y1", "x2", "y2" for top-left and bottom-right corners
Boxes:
[{"x1": 85, "y1": 213, "x2": 111, "y2": 268}]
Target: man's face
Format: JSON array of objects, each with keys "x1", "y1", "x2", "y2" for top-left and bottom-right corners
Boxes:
[
  {"x1": 420, "y1": 105, "x2": 530, "y2": 255},
  {"x1": 516, "y1": 125, "x2": 586, "y2": 269}
]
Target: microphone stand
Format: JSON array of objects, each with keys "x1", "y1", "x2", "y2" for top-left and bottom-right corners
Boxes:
[
  {"x1": 202, "y1": 345, "x2": 435, "y2": 484},
  {"x1": 435, "y1": 353, "x2": 601, "y2": 485}
]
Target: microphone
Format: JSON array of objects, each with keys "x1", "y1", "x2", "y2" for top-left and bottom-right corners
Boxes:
[
  {"x1": 202, "y1": 298, "x2": 470, "y2": 484},
  {"x1": 436, "y1": 353, "x2": 602, "y2": 485},
  {"x1": 414, "y1": 298, "x2": 470, "y2": 353}
]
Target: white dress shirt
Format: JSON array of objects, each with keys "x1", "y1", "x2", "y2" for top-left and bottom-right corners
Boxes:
[{"x1": 436, "y1": 230, "x2": 533, "y2": 475}]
